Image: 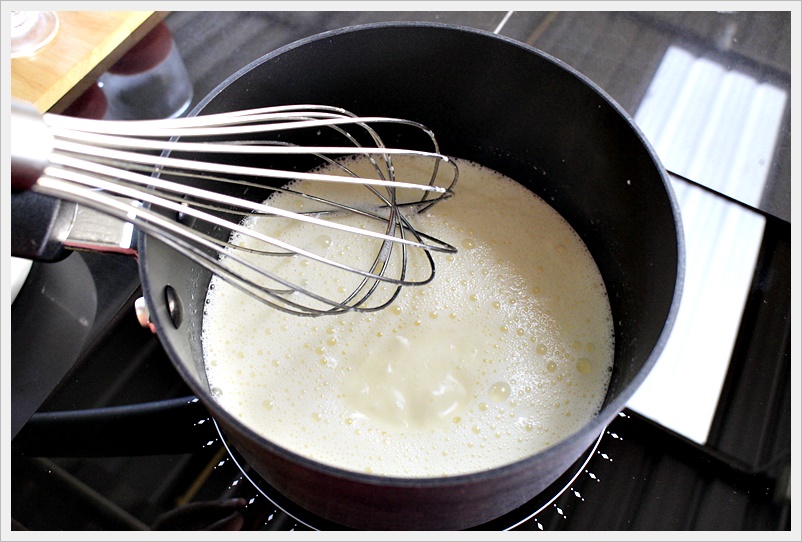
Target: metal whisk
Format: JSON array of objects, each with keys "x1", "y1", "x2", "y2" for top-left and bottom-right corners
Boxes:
[{"x1": 11, "y1": 101, "x2": 458, "y2": 316}]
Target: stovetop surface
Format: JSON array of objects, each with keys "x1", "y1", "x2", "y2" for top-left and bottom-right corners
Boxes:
[{"x1": 8, "y1": 10, "x2": 793, "y2": 536}]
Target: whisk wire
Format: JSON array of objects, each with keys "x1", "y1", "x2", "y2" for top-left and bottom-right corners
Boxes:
[
  {"x1": 35, "y1": 171, "x2": 404, "y2": 315},
  {"x1": 14, "y1": 102, "x2": 459, "y2": 315},
  {"x1": 47, "y1": 150, "x2": 454, "y2": 256}
]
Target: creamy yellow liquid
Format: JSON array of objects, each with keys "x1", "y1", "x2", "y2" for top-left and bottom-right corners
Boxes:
[{"x1": 202, "y1": 156, "x2": 614, "y2": 477}]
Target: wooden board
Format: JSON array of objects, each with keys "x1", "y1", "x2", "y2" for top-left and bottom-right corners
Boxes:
[{"x1": 11, "y1": 11, "x2": 167, "y2": 113}]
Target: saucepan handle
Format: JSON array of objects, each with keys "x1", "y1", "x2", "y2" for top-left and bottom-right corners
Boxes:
[
  {"x1": 12, "y1": 191, "x2": 139, "y2": 262},
  {"x1": 11, "y1": 191, "x2": 77, "y2": 262},
  {"x1": 12, "y1": 396, "x2": 212, "y2": 456}
]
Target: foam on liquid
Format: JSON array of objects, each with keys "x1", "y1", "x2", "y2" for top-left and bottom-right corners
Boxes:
[{"x1": 202, "y1": 156, "x2": 614, "y2": 478}]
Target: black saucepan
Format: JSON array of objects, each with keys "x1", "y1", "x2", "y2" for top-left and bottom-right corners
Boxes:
[{"x1": 115, "y1": 22, "x2": 682, "y2": 530}]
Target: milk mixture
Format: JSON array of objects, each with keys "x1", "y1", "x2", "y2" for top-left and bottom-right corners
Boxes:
[{"x1": 202, "y1": 155, "x2": 614, "y2": 477}]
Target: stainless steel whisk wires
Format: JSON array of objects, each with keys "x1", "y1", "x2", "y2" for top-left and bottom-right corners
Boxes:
[{"x1": 11, "y1": 102, "x2": 459, "y2": 316}]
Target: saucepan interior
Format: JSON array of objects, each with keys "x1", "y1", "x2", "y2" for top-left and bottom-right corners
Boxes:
[{"x1": 140, "y1": 22, "x2": 683, "y2": 530}]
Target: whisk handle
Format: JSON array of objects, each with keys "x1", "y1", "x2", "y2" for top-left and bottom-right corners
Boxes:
[
  {"x1": 10, "y1": 101, "x2": 74, "y2": 261},
  {"x1": 11, "y1": 100, "x2": 54, "y2": 192}
]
